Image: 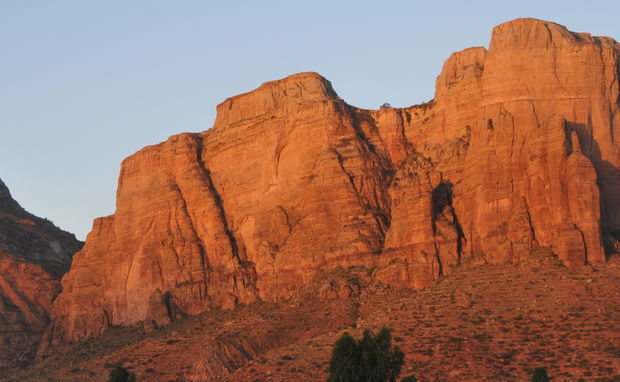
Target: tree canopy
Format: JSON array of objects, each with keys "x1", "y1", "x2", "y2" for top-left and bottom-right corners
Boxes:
[{"x1": 328, "y1": 327, "x2": 404, "y2": 382}]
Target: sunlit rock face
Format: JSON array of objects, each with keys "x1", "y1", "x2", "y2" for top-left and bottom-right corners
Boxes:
[
  {"x1": 0, "y1": 179, "x2": 82, "y2": 366},
  {"x1": 48, "y1": 18, "x2": 620, "y2": 343}
]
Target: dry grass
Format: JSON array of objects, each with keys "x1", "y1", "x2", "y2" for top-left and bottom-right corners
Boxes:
[{"x1": 3, "y1": 254, "x2": 620, "y2": 382}]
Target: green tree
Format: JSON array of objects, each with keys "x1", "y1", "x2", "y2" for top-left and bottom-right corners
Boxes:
[
  {"x1": 109, "y1": 364, "x2": 136, "y2": 382},
  {"x1": 328, "y1": 327, "x2": 404, "y2": 382},
  {"x1": 531, "y1": 367, "x2": 550, "y2": 382}
]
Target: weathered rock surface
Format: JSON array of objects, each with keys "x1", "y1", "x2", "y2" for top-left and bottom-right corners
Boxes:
[
  {"x1": 48, "y1": 18, "x2": 620, "y2": 344},
  {"x1": 0, "y1": 179, "x2": 82, "y2": 367}
]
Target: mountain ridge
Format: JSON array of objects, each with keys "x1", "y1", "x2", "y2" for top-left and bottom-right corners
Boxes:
[{"x1": 43, "y1": 17, "x2": 620, "y2": 348}]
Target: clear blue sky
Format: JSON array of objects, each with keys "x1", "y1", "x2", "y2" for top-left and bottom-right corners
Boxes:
[{"x1": 1, "y1": 0, "x2": 618, "y2": 240}]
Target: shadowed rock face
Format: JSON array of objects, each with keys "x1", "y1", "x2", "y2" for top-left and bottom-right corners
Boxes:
[
  {"x1": 0, "y1": 179, "x2": 82, "y2": 278},
  {"x1": 48, "y1": 18, "x2": 620, "y2": 343},
  {"x1": 0, "y1": 179, "x2": 82, "y2": 367}
]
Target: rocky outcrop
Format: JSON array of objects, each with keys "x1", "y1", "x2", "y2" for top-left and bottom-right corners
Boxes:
[
  {"x1": 377, "y1": 18, "x2": 619, "y2": 285},
  {"x1": 47, "y1": 18, "x2": 620, "y2": 344},
  {"x1": 49, "y1": 73, "x2": 394, "y2": 342},
  {"x1": 0, "y1": 179, "x2": 82, "y2": 367}
]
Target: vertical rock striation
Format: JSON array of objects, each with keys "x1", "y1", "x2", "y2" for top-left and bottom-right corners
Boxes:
[{"x1": 49, "y1": 72, "x2": 395, "y2": 342}]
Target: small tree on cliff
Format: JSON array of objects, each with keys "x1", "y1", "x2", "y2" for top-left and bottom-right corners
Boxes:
[
  {"x1": 531, "y1": 367, "x2": 550, "y2": 382},
  {"x1": 109, "y1": 364, "x2": 136, "y2": 382},
  {"x1": 328, "y1": 327, "x2": 404, "y2": 382}
]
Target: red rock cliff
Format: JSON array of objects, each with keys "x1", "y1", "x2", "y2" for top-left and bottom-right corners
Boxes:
[{"x1": 48, "y1": 18, "x2": 620, "y2": 343}]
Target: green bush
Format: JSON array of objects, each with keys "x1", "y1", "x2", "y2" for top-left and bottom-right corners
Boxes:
[
  {"x1": 531, "y1": 367, "x2": 550, "y2": 382},
  {"x1": 108, "y1": 364, "x2": 136, "y2": 382},
  {"x1": 401, "y1": 377, "x2": 417, "y2": 382},
  {"x1": 328, "y1": 327, "x2": 404, "y2": 382}
]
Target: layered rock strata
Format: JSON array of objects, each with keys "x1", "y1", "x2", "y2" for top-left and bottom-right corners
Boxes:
[
  {"x1": 0, "y1": 179, "x2": 82, "y2": 366},
  {"x1": 49, "y1": 18, "x2": 620, "y2": 343}
]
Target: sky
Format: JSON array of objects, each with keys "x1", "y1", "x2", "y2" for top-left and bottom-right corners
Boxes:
[{"x1": 1, "y1": 0, "x2": 619, "y2": 240}]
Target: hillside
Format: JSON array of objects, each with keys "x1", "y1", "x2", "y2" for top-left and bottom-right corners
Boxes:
[{"x1": 5, "y1": 251, "x2": 619, "y2": 381}]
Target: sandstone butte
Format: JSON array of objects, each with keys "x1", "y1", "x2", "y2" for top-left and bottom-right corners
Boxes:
[
  {"x1": 0, "y1": 178, "x2": 83, "y2": 367},
  {"x1": 46, "y1": 18, "x2": 620, "y2": 346}
]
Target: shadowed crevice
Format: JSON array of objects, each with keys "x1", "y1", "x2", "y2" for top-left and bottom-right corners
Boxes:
[
  {"x1": 348, "y1": 108, "x2": 395, "y2": 238},
  {"x1": 162, "y1": 291, "x2": 179, "y2": 322},
  {"x1": 431, "y1": 181, "x2": 466, "y2": 268},
  {"x1": 193, "y1": 135, "x2": 242, "y2": 264},
  {"x1": 565, "y1": 120, "x2": 620, "y2": 257}
]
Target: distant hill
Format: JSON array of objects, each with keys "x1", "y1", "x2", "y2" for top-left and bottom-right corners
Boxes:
[{"x1": 0, "y1": 178, "x2": 82, "y2": 367}]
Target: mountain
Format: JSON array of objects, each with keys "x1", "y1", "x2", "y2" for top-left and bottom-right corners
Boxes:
[
  {"x1": 47, "y1": 17, "x2": 619, "y2": 349},
  {"x1": 0, "y1": 179, "x2": 83, "y2": 367}
]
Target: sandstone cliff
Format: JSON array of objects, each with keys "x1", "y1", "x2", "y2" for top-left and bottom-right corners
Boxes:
[
  {"x1": 0, "y1": 179, "x2": 82, "y2": 366},
  {"x1": 48, "y1": 18, "x2": 620, "y2": 344}
]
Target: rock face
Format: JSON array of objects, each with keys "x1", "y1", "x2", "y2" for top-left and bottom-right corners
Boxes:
[
  {"x1": 0, "y1": 179, "x2": 82, "y2": 366},
  {"x1": 48, "y1": 18, "x2": 620, "y2": 343}
]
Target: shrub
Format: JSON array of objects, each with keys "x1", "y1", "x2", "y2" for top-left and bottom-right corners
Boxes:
[
  {"x1": 401, "y1": 376, "x2": 417, "y2": 382},
  {"x1": 109, "y1": 364, "x2": 136, "y2": 382},
  {"x1": 531, "y1": 367, "x2": 550, "y2": 382},
  {"x1": 328, "y1": 327, "x2": 404, "y2": 382}
]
